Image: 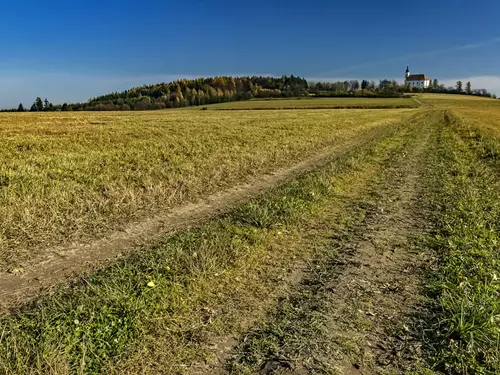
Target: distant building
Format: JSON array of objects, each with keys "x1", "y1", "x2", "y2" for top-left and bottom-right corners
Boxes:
[{"x1": 404, "y1": 66, "x2": 430, "y2": 88}]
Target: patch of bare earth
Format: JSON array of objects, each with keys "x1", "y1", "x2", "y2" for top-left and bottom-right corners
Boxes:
[
  {"x1": 326, "y1": 126, "x2": 433, "y2": 374},
  {"x1": 0, "y1": 125, "x2": 391, "y2": 314},
  {"x1": 221, "y1": 116, "x2": 436, "y2": 374}
]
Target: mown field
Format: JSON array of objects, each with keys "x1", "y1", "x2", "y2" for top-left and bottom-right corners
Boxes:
[
  {"x1": 1, "y1": 94, "x2": 500, "y2": 374},
  {"x1": 421, "y1": 93, "x2": 500, "y2": 138},
  {"x1": 0, "y1": 109, "x2": 417, "y2": 270},
  {"x1": 190, "y1": 96, "x2": 419, "y2": 109}
]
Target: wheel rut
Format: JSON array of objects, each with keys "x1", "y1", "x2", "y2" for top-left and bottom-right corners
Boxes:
[
  {"x1": 222, "y1": 113, "x2": 437, "y2": 374},
  {"x1": 324, "y1": 120, "x2": 434, "y2": 374}
]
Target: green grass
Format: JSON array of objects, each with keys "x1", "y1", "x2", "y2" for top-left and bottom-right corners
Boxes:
[
  {"x1": 0, "y1": 114, "x2": 417, "y2": 375},
  {"x1": 191, "y1": 97, "x2": 419, "y2": 110},
  {"x1": 0, "y1": 109, "x2": 416, "y2": 270},
  {"x1": 422, "y1": 111, "x2": 500, "y2": 373}
]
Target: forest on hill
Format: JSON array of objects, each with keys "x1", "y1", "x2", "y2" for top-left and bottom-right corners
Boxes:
[{"x1": 74, "y1": 75, "x2": 310, "y2": 111}]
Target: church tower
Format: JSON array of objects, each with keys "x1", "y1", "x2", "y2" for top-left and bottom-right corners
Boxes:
[{"x1": 405, "y1": 66, "x2": 410, "y2": 80}]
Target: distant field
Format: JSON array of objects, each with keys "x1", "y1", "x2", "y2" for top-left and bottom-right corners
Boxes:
[
  {"x1": 420, "y1": 93, "x2": 500, "y2": 109},
  {"x1": 194, "y1": 97, "x2": 419, "y2": 110},
  {"x1": 421, "y1": 93, "x2": 500, "y2": 138},
  {"x1": 0, "y1": 109, "x2": 416, "y2": 269}
]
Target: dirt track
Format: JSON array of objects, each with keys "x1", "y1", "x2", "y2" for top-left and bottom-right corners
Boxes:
[
  {"x1": 320, "y1": 111, "x2": 433, "y2": 373},
  {"x1": 192, "y1": 111, "x2": 436, "y2": 374}
]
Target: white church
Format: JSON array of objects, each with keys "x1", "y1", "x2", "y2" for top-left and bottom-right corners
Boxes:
[{"x1": 404, "y1": 66, "x2": 430, "y2": 88}]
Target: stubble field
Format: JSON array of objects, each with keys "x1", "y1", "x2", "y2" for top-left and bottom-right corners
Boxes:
[
  {"x1": 1, "y1": 94, "x2": 500, "y2": 374},
  {"x1": 0, "y1": 108, "x2": 416, "y2": 270}
]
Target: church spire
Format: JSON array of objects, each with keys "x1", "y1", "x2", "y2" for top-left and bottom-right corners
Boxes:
[{"x1": 405, "y1": 65, "x2": 410, "y2": 79}]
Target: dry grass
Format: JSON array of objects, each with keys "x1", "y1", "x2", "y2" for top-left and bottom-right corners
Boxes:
[
  {"x1": 189, "y1": 97, "x2": 419, "y2": 110},
  {"x1": 0, "y1": 112, "x2": 419, "y2": 375},
  {"x1": 420, "y1": 93, "x2": 500, "y2": 138},
  {"x1": 0, "y1": 109, "x2": 417, "y2": 269}
]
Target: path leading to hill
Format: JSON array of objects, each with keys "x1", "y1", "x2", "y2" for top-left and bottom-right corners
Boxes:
[
  {"x1": 200, "y1": 110, "x2": 436, "y2": 374},
  {"x1": 317, "y1": 113, "x2": 433, "y2": 374},
  {"x1": 0, "y1": 122, "x2": 403, "y2": 314}
]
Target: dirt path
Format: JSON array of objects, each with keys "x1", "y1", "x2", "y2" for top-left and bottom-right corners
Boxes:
[
  {"x1": 411, "y1": 96, "x2": 432, "y2": 107},
  {"x1": 0, "y1": 124, "x2": 399, "y2": 314},
  {"x1": 323, "y1": 117, "x2": 434, "y2": 374},
  {"x1": 222, "y1": 113, "x2": 436, "y2": 374}
]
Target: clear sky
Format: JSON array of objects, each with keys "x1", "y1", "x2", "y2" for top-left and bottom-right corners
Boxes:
[{"x1": 1, "y1": 0, "x2": 499, "y2": 108}]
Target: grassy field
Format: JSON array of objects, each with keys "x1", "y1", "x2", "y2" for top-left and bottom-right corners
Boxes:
[
  {"x1": 417, "y1": 94, "x2": 500, "y2": 373},
  {"x1": 421, "y1": 112, "x2": 500, "y2": 374},
  {"x1": 2, "y1": 95, "x2": 500, "y2": 374},
  {"x1": 190, "y1": 96, "x2": 419, "y2": 110},
  {"x1": 421, "y1": 93, "x2": 500, "y2": 139},
  {"x1": 0, "y1": 109, "x2": 417, "y2": 270},
  {"x1": 0, "y1": 111, "x2": 423, "y2": 374}
]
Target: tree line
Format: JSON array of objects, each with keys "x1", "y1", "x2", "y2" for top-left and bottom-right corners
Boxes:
[
  {"x1": 3, "y1": 75, "x2": 496, "y2": 112},
  {"x1": 311, "y1": 79, "x2": 496, "y2": 98},
  {"x1": 1, "y1": 97, "x2": 61, "y2": 112}
]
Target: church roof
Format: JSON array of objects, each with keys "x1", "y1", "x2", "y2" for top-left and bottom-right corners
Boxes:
[{"x1": 406, "y1": 74, "x2": 430, "y2": 81}]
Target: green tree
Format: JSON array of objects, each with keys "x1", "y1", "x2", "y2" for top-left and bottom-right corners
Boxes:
[
  {"x1": 61, "y1": 103, "x2": 68, "y2": 111},
  {"x1": 43, "y1": 98, "x2": 49, "y2": 111},
  {"x1": 361, "y1": 80, "x2": 369, "y2": 90},
  {"x1": 17, "y1": 103, "x2": 24, "y2": 112},
  {"x1": 432, "y1": 79, "x2": 439, "y2": 90},
  {"x1": 456, "y1": 81, "x2": 463, "y2": 93},
  {"x1": 466, "y1": 81, "x2": 472, "y2": 94},
  {"x1": 35, "y1": 97, "x2": 43, "y2": 111}
]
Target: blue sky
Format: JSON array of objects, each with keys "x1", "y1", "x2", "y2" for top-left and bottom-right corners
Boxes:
[{"x1": 1, "y1": 0, "x2": 499, "y2": 108}]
